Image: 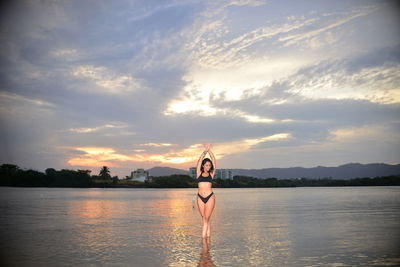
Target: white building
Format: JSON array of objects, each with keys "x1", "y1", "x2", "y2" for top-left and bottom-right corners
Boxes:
[
  {"x1": 217, "y1": 168, "x2": 233, "y2": 180},
  {"x1": 189, "y1": 167, "x2": 197, "y2": 179},
  {"x1": 130, "y1": 168, "x2": 149, "y2": 182},
  {"x1": 189, "y1": 167, "x2": 233, "y2": 180}
]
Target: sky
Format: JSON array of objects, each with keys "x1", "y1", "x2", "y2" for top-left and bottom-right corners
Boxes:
[{"x1": 0, "y1": 0, "x2": 399, "y2": 178}]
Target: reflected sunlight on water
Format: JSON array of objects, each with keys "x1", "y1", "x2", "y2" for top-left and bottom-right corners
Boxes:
[{"x1": 0, "y1": 187, "x2": 399, "y2": 266}]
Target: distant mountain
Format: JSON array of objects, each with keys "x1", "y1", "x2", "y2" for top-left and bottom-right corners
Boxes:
[
  {"x1": 231, "y1": 163, "x2": 400, "y2": 180},
  {"x1": 147, "y1": 166, "x2": 189, "y2": 177},
  {"x1": 148, "y1": 163, "x2": 400, "y2": 180}
]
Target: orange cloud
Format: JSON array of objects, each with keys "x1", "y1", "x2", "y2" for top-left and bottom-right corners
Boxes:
[{"x1": 64, "y1": 133, "x2": 292, "y2": 168}]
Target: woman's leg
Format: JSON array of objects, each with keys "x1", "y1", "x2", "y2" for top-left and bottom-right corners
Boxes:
[
  {"x1": 204, "y1": 194, "x2": 215, "y2": 237},
  {"x1": 197, "y1": 195, "x2": 209, "y2": 238},
  {"x1": 197, "y1": 195, "x2": 205, "y2": 217}
]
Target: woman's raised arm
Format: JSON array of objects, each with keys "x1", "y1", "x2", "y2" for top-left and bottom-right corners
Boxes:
[
  {"x1": 196, "y1": 149, "x2": 207, "y2": 175},
  {"x1": 208, "y1": 148, "x2": 217, "y2": 176}
]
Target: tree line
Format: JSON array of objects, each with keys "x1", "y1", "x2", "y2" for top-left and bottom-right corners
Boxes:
[{"x1": 0, "y1": 163, "x2": 399, "y2": 188}]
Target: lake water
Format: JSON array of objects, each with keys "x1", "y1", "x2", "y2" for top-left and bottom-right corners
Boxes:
[{"x1": 0, "y1": 186, "x2": 399, "y2": 266}]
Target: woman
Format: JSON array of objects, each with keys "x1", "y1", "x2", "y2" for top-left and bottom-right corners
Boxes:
[{"x1": 196, "y1": 143, "x2": 216, "y2": 238}]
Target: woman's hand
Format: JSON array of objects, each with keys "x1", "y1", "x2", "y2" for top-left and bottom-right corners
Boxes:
[
  {"x1": 202, "y1": 143, "x2": 209, "y2": 151},
  {"x1": 208, "y1": 143, "x2": 213, "y2": 151},
  {"x1": 203, "y1": 143, "x2": 213, "y2": 151}
]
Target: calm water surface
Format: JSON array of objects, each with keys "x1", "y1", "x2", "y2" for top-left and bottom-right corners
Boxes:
[{"x1": 0, "y1": 186, "x2": 399, "y2": 266}]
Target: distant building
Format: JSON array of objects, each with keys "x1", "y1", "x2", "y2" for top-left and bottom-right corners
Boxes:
[
  {"x1": 130, "y1": 168, "x2": 149, "y2": 182},
  {"x1": 217, "y1": 169, "x2": 233, "y2": 180},
  {"x1": 189, "y1": 167, "x2": 233, "y2": 180},
  {"x1": 189, "y1": 167, "x2": 197, "y2": 179}
]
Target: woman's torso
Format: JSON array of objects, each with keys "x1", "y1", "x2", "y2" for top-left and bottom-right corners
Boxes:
[{"x1": 197, "y1": 172, "x2": 213, "y2": 195}]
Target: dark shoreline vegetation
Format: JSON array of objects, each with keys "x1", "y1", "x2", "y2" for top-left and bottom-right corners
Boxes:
[{"x1": 1, "y1": 164, "x2": 399, "y2": 188}]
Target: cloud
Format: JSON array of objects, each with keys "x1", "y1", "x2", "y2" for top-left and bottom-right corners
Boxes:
[
  {"x1": 63, "y1": 132, "x2": 291, "y2": 168},
  {"x1": 283, "y1": 44, "x2": 400, "y2": 104},
  {"x1": 0, "y1": 91, "x2": 62, "y2": 170},
  {"x1": 70, "y1": 64, "x2": 142, "y2": 94},
  {"x1": 68, "y1": 122, "x2": 132, "y2": 134},
  {"x1": 278, "y1": 5, "x2": 379, "y2": 47},
  {"x1": 0, "y1": 91, "x2": 56, "y2": 109},
  {"x1": 184, "y1": 9, "x2": 318, "y2": 68},
  {"x1": 138, "y1": 143, "x2": 174, "y2": 147}
]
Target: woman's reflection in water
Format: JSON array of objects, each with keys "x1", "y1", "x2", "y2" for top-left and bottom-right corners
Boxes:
[{"x1": 197, "y1": 236, "x2": 215, "y2": 267}]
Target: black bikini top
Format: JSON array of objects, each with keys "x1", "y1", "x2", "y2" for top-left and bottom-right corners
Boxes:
[{"x1": 197, "y1": 173, "x2": 213, "y2": 183}]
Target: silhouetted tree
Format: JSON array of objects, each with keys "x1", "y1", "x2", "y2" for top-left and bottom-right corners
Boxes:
[
  {"x1": 99, "y1": 166, "x2": 111, "y2": 179},
  {"x1": 0, "y1": 164, "x2": 20, "y2": 185}
]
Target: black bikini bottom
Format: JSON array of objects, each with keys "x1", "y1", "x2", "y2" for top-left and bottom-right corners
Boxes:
[{"x1": 198, "y1": 192, "x2": 214, "y2": 204}]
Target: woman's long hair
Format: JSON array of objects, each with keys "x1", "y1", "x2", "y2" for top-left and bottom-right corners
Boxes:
[{"x1": 200, "y1": 158, "x2": 214, "y2": 174}]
